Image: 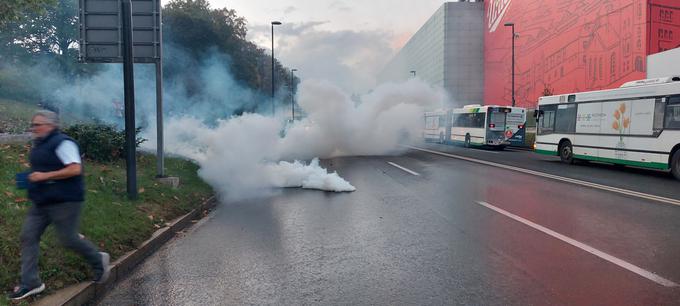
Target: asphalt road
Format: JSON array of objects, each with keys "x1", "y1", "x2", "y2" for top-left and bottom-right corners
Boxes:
[
  {"x1": 418, "y1": 142, "x2": 680, "y2": 200},
  {"x1": 99, "y1": 146, "x2": 680, "y2": 305}
]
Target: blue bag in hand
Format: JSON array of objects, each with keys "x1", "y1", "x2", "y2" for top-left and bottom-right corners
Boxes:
[{"x1": 15, "y1": 172, "x2": 31, "y2": 190}]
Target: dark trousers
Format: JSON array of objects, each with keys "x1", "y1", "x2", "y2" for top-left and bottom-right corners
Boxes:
[{"x1": 20, "y1": 201, "x2": 102, "y2": 288}]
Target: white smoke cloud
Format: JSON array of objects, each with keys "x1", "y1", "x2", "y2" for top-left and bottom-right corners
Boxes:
[
  {"x1": 149, "y1": 78, "x2": 446, "y2": 201},
  {"x1": 267, "y1": 159, "x2": 356, "y2": 192},
  {"x1": 13, "y1": 44, "x2": 445, "y2": 201},
  {"x1": 250, "y1": 21, "x2": 396, "y2": 94}
]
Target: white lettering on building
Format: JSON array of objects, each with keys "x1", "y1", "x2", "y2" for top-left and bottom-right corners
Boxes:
[{"x1": 487, "y1": 0, "x2": 513, "y2": 33}]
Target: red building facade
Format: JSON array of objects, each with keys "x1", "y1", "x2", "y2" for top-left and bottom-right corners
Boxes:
[{"x1": 484, "y1": 0, "x2": 680, "y2": 108}]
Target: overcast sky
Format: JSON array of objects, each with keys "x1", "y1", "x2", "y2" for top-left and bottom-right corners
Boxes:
[{"x1": 162, "y1": 0, "x2": 447, "y2": 93}]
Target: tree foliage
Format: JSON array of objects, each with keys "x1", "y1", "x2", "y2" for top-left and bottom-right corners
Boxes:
[
  {"x1": 0, "y1": 0, "x2": 298, "y2": 116},
  {"x1": 163, "y1": 0, "x2": 298, "y2": 111},
  {"x1": 2, "y1": 0, "x2": 79, "y2": 71},
  {"x1": 0, "y1": 0, "x2": 56, "y2": 27}
]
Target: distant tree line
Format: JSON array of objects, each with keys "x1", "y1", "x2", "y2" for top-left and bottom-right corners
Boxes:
[{"x1": 0, "y1": 0, "x2": 298, "y2": 115}]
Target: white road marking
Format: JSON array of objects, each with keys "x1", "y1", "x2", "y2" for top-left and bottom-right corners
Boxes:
[
  {"x1": 407, "y1": 145, "x2": 680, "y2": 207},
  {"x1": 387, "y1": 162, "x2": 420, "y2": 176},
  {"x1": 469, "y1": 148, "x2": 500, "y2": 154},
  {"x1": 476, "y1": 201, "x2": 679, "y2": 288}
]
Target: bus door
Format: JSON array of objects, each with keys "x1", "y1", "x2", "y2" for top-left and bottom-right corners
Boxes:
[{"x1": 487, "y1": 108, "x2": 508, "y2": 146}]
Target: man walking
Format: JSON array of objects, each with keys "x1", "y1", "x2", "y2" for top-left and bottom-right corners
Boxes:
[{"x1": 8, "y1": 110, "x2": 110, "y2": 301}]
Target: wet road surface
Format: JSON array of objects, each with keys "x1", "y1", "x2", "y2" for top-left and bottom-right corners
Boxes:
[
  {"x1": 99, "y1": 148, "x2": 680, "y2": 305},
  {"x1": 420, "y1": 142, "x2": 680, "y2": 200}
]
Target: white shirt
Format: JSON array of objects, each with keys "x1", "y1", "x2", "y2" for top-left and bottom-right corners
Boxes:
[{"x1": 55, "y1": 140, "x2": 82, "y2": 165}]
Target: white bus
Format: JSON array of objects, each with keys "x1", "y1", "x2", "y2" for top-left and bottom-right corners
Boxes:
[
  {"x1": 535, "y1": 77, "x2": 680, "y2": 179},
  {"x1": 450, "y1": 105, "x2": 527, "y2": 148},
  {"x1": 423, "y1": 109, "x2": 451, "y2": 143}
]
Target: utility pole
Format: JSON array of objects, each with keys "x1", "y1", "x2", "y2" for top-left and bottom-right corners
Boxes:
[
  {"x1": 291, "y1": 68, "x2": 297, "y2": 121},
  {"x1": 504, "y1": 22, "x2": 516, "y2": 107},
  {"x1": 122, "y1": 0, "x2": 137, "y2": 200},
  {"x1": 271, "y1": 21, "x2": 282, "y2": 116}
]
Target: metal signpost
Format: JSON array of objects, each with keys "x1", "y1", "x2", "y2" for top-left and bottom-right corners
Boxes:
[{"x1": 79, "y1": 0, "x2": 164, "y2": 199}]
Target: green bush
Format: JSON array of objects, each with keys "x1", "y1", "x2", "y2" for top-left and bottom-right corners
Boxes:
[{"x1": 62, "y1": 124, "x2": 145, "y2": 162}]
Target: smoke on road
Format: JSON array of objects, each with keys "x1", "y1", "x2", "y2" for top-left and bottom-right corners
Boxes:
[
  {"x1": 17, "y1": 47, "x2": 446, "y2": 201},
  {"x1": 148, "y1": 79, "x2": 445, "y2": 201}
]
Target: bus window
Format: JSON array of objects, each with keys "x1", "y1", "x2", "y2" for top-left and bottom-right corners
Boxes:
[
  {"x1": 666, "y1": 97, "x2": 680, "y2": 129},
  {"x1": 488, "y1": 111, "x2": 506, "y2": 130},
  {"x1": 453, "y1": 114, "x2": 466, "y2": 127},
  {"x1": 538, "y1": 105, "x2": 557, "y2": 135},
  {"x1": 654, "y1": 98, "x2": 666, "y2": 132},
  {"x1": 425, "y1": 116, "x2": 437, "y2": 129},
  {"x1": 555, "y1": 104, "x2": 577, "y2": 133},
  {"x1": 472, "y1": 113, "x2": 485, "y2": 128}
]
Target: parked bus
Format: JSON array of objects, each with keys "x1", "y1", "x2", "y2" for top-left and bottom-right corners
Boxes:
[
  {"x1": 423, "y1": 105, "x2": 527, "y2": 148},
  {"x1": 450, "y1": 105, "x2": 527, "y2": 148},
  {"x1": 535, "y1": 76, "x2": 680, "y2": 179},
  {"x1": 423, "y1": 109, "x2": 451, "y2": 143}
]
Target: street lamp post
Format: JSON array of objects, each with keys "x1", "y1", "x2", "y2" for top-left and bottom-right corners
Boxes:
[
  {"x1": 291, "y1": 68, "x2": 297, "y2": 121},
  {"x1": 504, "y1": 22, "x2": 516, "y2": 107},
  {"x1": 271, "y1": 21, "x2": 282, "y2": 116}
]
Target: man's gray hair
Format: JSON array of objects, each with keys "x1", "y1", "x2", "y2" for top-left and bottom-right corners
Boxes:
[{"x1": 32, "y1": 110, "x2": 60, "y2": 128}]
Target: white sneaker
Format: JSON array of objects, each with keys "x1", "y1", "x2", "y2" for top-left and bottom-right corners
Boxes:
[
  {"x1": 9, "y1": 283, "x2": 45, "y2": 300},
  {"x1": 96, "y1": 252, "x2": 111, "y2": 284}
]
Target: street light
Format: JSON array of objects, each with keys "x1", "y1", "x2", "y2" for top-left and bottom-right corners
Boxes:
[
  {"x1": 271, "y1": 21, "x2": 282, "y2": 116},
  {"x1": 291, "y1": 68, "x2": 297, "y2": 121},
  {"x1": 504, "y1": 22, "x2": 516, "y2": 107},
  {"x1": 410, "y1": 70, "x2": 416, "y2": 78}
]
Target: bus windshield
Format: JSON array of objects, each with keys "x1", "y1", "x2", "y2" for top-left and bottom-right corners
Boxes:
[{"x1": 488, "y1": 111, "x2": 506, "y2": 131}]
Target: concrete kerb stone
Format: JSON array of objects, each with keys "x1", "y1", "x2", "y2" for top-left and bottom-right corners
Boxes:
[
  {"x1": 0, "y1": 133, "x2": 31, "y2": 144},
  {"x1": 33, "y1": 195, "x2": 217, "y2": 306}
]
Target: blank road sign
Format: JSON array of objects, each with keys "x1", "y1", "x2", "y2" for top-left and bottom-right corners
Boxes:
[{"x1": 79, "y1": 0, "x2": 161, "y2": 63}]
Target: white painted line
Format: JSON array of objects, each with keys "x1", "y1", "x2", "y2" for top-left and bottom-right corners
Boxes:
[
  {"x1": 387, "y1": 162, "x2": 420, "y2": 176},
  {"x1": 406, "y1": 145, "x2": 680, "y2": 207},
  {"x1": 476, "y1": 201, "x2": 679, "y2": 287},
  {"x1": 469, "y1": 148, "x2": 500, "y2": 154}
]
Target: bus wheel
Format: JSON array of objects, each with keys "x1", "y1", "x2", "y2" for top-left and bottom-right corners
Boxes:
[
  {"x1": 559, "y1": 141, "x2": 574, "y2": 164},
  {"x1": 464, "y1": 135, "x2": 471, "y2": 148},
  {"x1": 672, "y1": 151, "x2": 680, "y2": 180}
]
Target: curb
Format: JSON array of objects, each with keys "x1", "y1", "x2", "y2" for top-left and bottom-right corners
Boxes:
[
  {"x1": 0, "y1": 133, "x2": 31, "y2": 144},
  {"x1": 33, "y1": 196, "x2": 218, "y2": 306}
]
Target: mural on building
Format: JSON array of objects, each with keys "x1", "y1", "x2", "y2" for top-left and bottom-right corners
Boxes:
[{"x1": 484, "y1": 0, "x2": 680, "y2": 108}]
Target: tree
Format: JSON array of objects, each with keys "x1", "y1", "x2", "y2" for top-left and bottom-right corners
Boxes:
[
  {"x1": 542, "y1": 83, "x2": 554, "y2": 97},
  {"x1": 163, "y1": 0, "x2": 296, "y2": 113},
  {"x1": 1, "y1": 0, "x2": 79, "y2": 74},
  {"x1": 0, "y1": 0, "x2": 56, "y2": 26}
]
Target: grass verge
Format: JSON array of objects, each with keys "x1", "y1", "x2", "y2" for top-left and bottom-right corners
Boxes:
[
  {"x1": 0, "y1": 99, "x2": 39, "y2": 134},
  {"x1": 0, "y1": 143, "x2": 213, "y2": 305}
]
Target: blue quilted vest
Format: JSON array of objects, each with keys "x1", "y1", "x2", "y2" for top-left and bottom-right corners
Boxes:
[{"x1": 28, "y1": 130, "x2": 85, "y2": 205}]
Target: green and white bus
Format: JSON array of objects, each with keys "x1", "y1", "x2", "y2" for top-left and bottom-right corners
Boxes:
[
  {"x1": 535, "y1": 76, "x2": 680, "y2": 179},
  {"x1": 451, "y1": 105, "x2": 527, "y2": 148}
]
